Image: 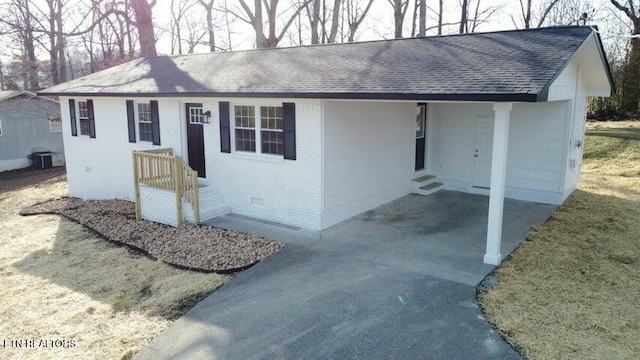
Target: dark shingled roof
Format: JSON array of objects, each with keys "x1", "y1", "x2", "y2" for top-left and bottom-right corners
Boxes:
[{"x1": 40, "y1": 26, "x2": 600, "y2": 102}]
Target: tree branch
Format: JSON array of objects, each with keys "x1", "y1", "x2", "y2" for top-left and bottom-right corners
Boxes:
[
  {"x1": 610, "y1": 0, "x2": 636, "y2": 20},
  {"x1": 537, "y1": 0, "x2": 560, "y2": 28},
  {"x1": 276, "y1": 0, "x2": 314, "y2": 42}
]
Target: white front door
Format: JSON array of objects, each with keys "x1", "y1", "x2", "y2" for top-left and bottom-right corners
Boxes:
[{"x1": 472, "y1": 116, "x2": 494, "y2": 188}]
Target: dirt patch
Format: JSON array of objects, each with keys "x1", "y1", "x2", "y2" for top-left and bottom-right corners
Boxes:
[
  {"x1": 0, "y1": 167, "x2": 235, "y2": 359},
  {"x1": 21, "y1": 197, "x2": 285, "y2": 272},
  {"x1": 0, "y1": 166, "x2": 67, "y2": 193},
  {"x1": 478, "y1": 121, "x2": 640, "y2": 359}
]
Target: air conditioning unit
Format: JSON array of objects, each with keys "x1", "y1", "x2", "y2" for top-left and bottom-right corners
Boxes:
[{"x1": 31, "y1": 152, "x2": 65, "y2": 169}]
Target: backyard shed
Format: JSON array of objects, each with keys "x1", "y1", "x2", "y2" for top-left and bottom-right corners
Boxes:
[{"x1": 39, "y1": 26, "x2": 613, "y2": 264}]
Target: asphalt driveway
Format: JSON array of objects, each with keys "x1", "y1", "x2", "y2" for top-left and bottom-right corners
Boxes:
[{"x1": 136, "y1": 191, "x2": 556, "y2": 359}]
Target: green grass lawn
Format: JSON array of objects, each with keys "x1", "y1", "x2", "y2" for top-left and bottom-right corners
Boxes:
[{"x1": 478, "y1": 121, "x2": 640, "y2": 360}]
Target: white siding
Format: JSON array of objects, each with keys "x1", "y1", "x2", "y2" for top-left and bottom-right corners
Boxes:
[
  {"x1": 509, "y1": 101, "x2": 569, "y2": 201},
  {"x1": 60, "y1": 97, "x2": 184, "y2": 201},
  {"x1": 563, "y1": 80, "x2": 589, "y2": 199},
  {"x1": 322, "y1": 100, "x2": 415, "y2": 228},
  {"x1": 547, "y1": 59, "x2": 579, "y2": 101},
  {"x1": 60, "y1": 96, "x2": 323, "y2": 230},
  {"x1": 204, "y1": 99, "x2": 323, "y2": 230},
  {"x1": 430, "y1": 103, "x2": 493, "y2": 188},
  {"x1": 429, "y1": 101, "x2": 570, "y2": 204},
  {"x1": 548, "y1": 54, "x2": 591, "y2": 200}
]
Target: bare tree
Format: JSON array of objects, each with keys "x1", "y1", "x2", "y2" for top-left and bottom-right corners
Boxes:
[
  {"x1": 169, "y1": 0, "x2": 197, "y2": 55},
  {"x1": 610, "y1": 0, "x2": 640, "y2": 114},
  {"x1": 129, "y1": 0, "x2": 157, "y2": 56},
  {"x1": 345, "y1": 0, "x2": 374, "y2": 42},
  {"x1": 466, "y1": 0, "x2": 499, "y2": 33},
  {"x1": 326, "y1": 0, "x2": 343, "y2": 43},
  {"x1": 197, "y1": 0, "x2": 216, "y2": 51},
  {"x1": 305, "y1": 0, "x2": 321, "y2": 44},
  {"x1": 543, "y1": 0, "x2": 596, "y2": 26},
  {"x1": 233, "y1": 0, "x2": 313, "y2": 48},
  {"x1": 4, "y1": 0, "x2": 40, "y2": 89},
  {"x1": 514, "y1": 0, "x2": 561, "y2": 29},
  {"x1": 460, "y1": 0, "x2": 469, "y2": 33},
  {"x1": 436, "y1": 0, "x2": 442, "y2": 35},
  {"x1": 387, "y1": 0, "x2": 410, "y2": 38}
]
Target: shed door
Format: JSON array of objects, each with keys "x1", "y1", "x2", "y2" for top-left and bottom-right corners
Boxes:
[
  {"x1": 472, "y1": 116, "x2": 494, "y2": 188},
  {"x1": 415, "y1": 104, "x2": 427, "y2": 171},
  {"x1": 186, "y1": 103, "x2": 206, "y2": 178}
]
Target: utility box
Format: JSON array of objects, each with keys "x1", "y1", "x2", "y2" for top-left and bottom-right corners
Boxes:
[{"x1": 31, "y1": 152, "x2": 65, "y2": 169}]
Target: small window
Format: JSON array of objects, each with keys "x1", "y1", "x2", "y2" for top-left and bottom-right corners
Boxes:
[
  {"x1": 189, "y1": 106, "x2": 205, "y2": 124},
  {"x1": 137, "y1": 103, "x2": 153, "y2": 142},
  {"x1": 234, "y1": 105, "x2": 256, "y2": 152},
  {"x1": 260, "y1": 106, "x2": 284, "y2": 155},
  {"x1": 49, "y1": 114, "x2": 62, "y2": 133},
  {"x1": 78, "y1": 101, "x2": 90, "y2": 136},
  {"x1": 416, "y1": 104, "x2": 426, "y2": 139}
]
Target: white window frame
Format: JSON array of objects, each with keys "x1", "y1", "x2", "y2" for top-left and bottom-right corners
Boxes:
[
  {"x1": 77, "y1": 100, "x2": 91, "y2": 136},
  {"x1": 136, "y1": 102, "x2": 153, "y2": 142},
  {"x1": 259, "y1": 105, "x2": 284, "y2": 155},
  {"x1": 231, "y1": 103, "x2": 284, "y2": 157},
  {"x1": 189, "y1": 106, "x2": 205, "y2": 125},
  {"x1": 233, "y1": 105, "x2": 257, "y2": 153},
  {"x1": 0, "y1": 117, "x2": 3, "y2": 137}
]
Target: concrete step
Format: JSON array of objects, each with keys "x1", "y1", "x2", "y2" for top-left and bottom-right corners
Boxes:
[
  {"x1": 411, "y1": 174, "x2": 441, "y2": 193},
  {"x1": 412, "y1": 175, "x2": 436, "y2": 183},
  {"x1": 415, "y1": 182, "x2": 444, "y2": 196},
  {"x1": 200, "y1": 204, "x2": 231, "y2": 222},
  {"x1": 183, "y1": 185, "x2": 231, "y2": 223},
  {"x1": 411, "y1": 173, "x2": 444, "y2": 197}
]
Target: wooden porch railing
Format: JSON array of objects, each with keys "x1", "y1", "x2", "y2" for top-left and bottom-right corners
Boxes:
[{"x1": 132, "y1": 148, "x2": 200, "y2": 226}]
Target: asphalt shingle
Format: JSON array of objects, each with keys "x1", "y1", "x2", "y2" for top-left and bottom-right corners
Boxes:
[{"x1": 40, "y1": 26, "x2": 595, "y2": 102}]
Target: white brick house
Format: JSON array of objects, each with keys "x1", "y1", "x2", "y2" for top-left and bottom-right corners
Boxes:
[{"x1": 41, "y1": 26, "x2": 613, "y2": 264}]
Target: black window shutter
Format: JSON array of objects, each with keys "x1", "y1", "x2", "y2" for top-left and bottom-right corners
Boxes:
[
  {"x1": 150, "y1": 100, "x2": 161, "y2": 145},
  {"x1": 68, "y1": 99, "x2": 77, "y2": 136},
  {"x1": 87, "y1": 99, "x2": 96, "y2": 138},
  {"x1": 219, "y1": 101, "x2": 231, "y2": 153},
  {"x1": 283, "y1": 102, "x2": 296, "y2": 160},
  {"x1": 126, "y1": 100, "x2": 136, "y2": 143}
]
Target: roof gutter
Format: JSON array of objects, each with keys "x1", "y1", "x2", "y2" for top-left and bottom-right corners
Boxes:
[{"x1": 37, "y1": 91, "x2": 539, "y2": 103}]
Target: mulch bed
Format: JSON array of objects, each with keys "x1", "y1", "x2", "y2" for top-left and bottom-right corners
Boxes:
[{"x1": 20, "y1": 197, "x2": 285, "y2": 273}]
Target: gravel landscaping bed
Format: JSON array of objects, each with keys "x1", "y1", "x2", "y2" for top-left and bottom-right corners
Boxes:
[{"x1": 20, "y1": 197, "x2": 285, "y2": 272}]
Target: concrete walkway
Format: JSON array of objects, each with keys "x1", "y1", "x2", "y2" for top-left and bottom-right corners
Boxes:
[{"x1": 136, "y1": 191, "x2": 556, "y2": 360}]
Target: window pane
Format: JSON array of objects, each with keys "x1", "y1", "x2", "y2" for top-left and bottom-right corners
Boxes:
[
  {"x1": 78, "y1": 101, "x2": 89, "y2": 119},
  {"x1": 138, "y1": 103, "x2": 151, "y2": 123},
  {"x1": 235, "y1": 128, "x2": 256, "y2": 152},
  {"x1": 261, "y1": 130, "x2": 284, "y2": 155},
  {"x1": 78, "y1": 101, "x2": 90, "y2": 135},
  {"x1": 79, "y1": 119, "x2": 90, "y2": 136},
  {"x1": 416, "y1": 105, "x2": 425, "y2": 138},
  {"x1": 260, "y1": 106, "x2": 283, "y2": 130},
  {"x1": 189, "y1": 106, "x2": 203, "y2": 124},
  {"x1": 139, "y1": 122, "x2": 153, "y2": 142},
  {"x1": 235, "y1": 105, "x2": 255, "y2": 128}
]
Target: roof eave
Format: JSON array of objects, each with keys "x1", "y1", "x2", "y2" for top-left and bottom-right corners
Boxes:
[
  {"x1": 37, "y1": 91, "x2": 539, "y2": 102},
  {"x1": 537, "y1": 28, "x2": 615, "y2": 101}
]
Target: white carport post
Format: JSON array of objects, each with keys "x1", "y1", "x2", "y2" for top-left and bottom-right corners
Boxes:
[{"x1": 484, "y1": 102, "x2": 513, "y2": 265}]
